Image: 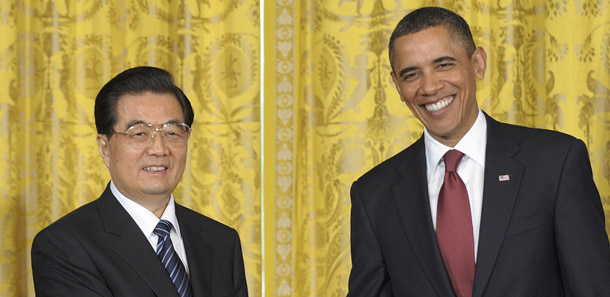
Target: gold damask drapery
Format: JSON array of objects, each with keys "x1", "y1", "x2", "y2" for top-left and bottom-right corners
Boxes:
[
  {"x1": 1, "y1": 0, "x2": 610, "y2": 296},
  {"x1": 0, "y1": 1, "x2": 261, "y2": 296},
  {"x1": 265, "y1": 0, "x2": 610, "y2": 296}
]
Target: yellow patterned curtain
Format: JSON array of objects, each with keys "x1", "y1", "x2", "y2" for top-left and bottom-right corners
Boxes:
[
  {"x1": 265, "y1": 0, "x2": 610, "y2": 296},
  {"x1": 2, "y1": 0, "x2": 610, "y2": 296},
  {"x1": 0, "y1": 1, "x2": 261, "y2": 296}
]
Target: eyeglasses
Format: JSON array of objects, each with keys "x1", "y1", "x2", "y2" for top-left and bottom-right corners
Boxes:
[{"x1": 111, "y1": 122, "x2": 191, "y2": 149}]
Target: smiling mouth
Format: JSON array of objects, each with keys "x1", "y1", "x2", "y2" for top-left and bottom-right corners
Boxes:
[
  {"x1": 143, "y1": 166, "x2": 167, "y2": 172},
  {"x1": 424, "y1": 96, "x2": 454, "y2": 112}
]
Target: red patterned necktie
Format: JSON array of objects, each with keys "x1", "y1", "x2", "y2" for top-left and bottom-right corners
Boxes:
[{"x1": 436, "y1": 149, "x2": 475, "y2": 297}]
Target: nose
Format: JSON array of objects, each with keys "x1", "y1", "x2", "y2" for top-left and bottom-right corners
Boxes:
[
  {"x1": 148, "y1": 129, "x2": 168, "y2": 155},
  {"x1": 421, "y1": 72, "x2": 442, "y2": 95}
]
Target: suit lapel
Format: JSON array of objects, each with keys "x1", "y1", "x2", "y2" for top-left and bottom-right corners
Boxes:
[
  {"x1": 96, "y1": 186, "x2": 180, "y2": 297},
  {"x1": 176, "y1": 206, "x2": 214, "y2": 296},
  {"x1": 472, "y1": 115, "x2": 523, "y2": 297},
  {"x1": 392, "y1": 139, "x2": 456, "y2": 297}
]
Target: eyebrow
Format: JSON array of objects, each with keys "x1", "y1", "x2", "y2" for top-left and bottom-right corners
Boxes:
[
  {"x1": 397, "y1": 56, "x2": 457, "y2": 78},
  {"x1": 398, "y1": 66, "x2": 418, "y2": 78},
  {"x1": 125, "y1": 119, "x2": 147, "y2": 129},
  {"x1": 433, "y1": 56, "x2": 457, "y2": 64},
  {"x1": 124, "y1": 119, "x2": 182, "y2": 129}
]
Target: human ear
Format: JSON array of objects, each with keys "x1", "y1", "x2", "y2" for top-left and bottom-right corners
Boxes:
[
  {"x1": 97, "y1": 134, "x2": 111, "y2": 168},
  {"x1": 390, "y1": 71, "x2": 406, "y2": 102},
  {"x1": 473, "y1": 47, "x2": 487, "y2": 79}
]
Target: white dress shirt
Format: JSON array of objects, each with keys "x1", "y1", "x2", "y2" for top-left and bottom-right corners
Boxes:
[
  {"x1": 110, "y1": 181, "x2": 190, "y2": 273},
  {"x1": 424, "y1": 109, "x2": 487, "y2": 259}
]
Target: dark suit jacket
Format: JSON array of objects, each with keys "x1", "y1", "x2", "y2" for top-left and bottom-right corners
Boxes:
[
  {"x1": 347, "y1": 114, "x2": 610, "y2": 297},
  {"x1": 32, "y1": 184, "x2": 248, "y2": 297}
]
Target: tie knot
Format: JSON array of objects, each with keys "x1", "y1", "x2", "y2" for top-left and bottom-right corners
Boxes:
[
  {"x1": 443, "y1": 149, "x2": 464, "y2": 173},
  {"x1": 154, "y1": 219, "x2": 173, "y2": 238}
]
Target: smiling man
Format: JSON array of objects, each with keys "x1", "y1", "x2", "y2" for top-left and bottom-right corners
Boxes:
[
  {"x1": 347, "y1": 7, "x2": 610, "y2": 297},
  {"x1": 32, "y1": 66, "x2": 248, "y2": 297}
]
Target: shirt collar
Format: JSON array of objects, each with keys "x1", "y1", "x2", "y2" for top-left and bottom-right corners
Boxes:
[
  {"x1": 424, "y1": 109, "x2": 487, "y2": 178},
  {"x1": 110, "y1": 181, "x2": 180, "y2": 238}
]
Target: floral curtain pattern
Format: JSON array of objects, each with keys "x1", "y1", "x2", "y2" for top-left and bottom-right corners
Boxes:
[
  {"x1": 0, "y1": 1, "x2": 261, "y2": 296},
  {"x1": 268, "y1": 0, "x2": 610, "y2": 295}
]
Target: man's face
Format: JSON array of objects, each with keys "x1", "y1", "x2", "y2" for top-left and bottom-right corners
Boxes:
[
  {"x1": 97, "y1": 92, "x2": 189, "y2": 206},
  {"x1": 391, "y1": 25, "x2": 486, "y2": 147}
]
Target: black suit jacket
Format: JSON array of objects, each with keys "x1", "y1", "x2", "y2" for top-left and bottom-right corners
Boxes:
[
  {"x1": 32, "y1": 184, "x2": 248, "y2": 297},
  {"x1": 347, "y1": 114, "x2": 610, "y2": 296}
]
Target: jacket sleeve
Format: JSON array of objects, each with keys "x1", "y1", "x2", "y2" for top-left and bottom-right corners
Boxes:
[
  {"x1": 554, "y1": 139, "x2": 610, "y2": 296},
  {"x1": 347, "y1": 181, "x2": 394, "y2": 297},
  {"x1": 230, "y1": 229, "x2": 249, "y2": 297},
  {"x1": 31, "y1": 228, "x2": 113, "y2": 297}
]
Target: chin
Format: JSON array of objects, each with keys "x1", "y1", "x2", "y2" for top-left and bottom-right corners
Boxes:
[{"x1": 141, "y1": 185, "x2": 172, "y2": 196}]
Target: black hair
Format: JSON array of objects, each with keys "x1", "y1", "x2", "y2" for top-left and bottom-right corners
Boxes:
[
  {"x1": 388, "y1": 7, "x2": 476, "y2": 71},
  {"x1": 94, "y1": 66, "x2": 194, "y2": 136}
]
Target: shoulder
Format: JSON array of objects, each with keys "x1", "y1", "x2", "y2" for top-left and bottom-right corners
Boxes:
[
  {"x1": 354, "y1": 138, "x2": 424, "y2": 189},
  {"x1": 498, "y1": 121, "x2": 576, "y2": 142},
  {"x1": 485, "y1": 117, "x2": 592, "y2": 181},
  {"x1": 487, "y1": 116, "x2": 583, "y2": 155},
  {"x1": 176, "y1": 205, "x2": 240, "y2": 238},
  {"x1": 31, "y1": 199, "x2": 105, "y2": 259},
  {"x1": 34, "y1": 184, "x2": 123, "y2": 241},
  {"x1": 34, "y1": 199, "x2": 101, "y2": 238}
]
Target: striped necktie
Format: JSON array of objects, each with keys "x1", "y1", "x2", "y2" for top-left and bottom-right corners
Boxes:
[{"x1": 153, "y1": 220, "x2": 193, "y2": 297}]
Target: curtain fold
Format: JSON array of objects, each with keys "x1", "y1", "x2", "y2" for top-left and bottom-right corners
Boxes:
[
  {"x1": 0, "y1": 1, "x2": 261, "y2": 296},
  {"x1": 268, "y1": 0, "x2": 610, "y2": 295}
]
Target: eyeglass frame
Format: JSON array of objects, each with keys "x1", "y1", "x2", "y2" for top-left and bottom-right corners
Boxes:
[{"x1": 109, "y1": 121, "x2": 192, "y2": 147}]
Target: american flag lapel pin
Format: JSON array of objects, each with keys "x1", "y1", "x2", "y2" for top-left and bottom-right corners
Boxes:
[{"x1": 498, "y1": 174, "x2": 510, "y2": 182}]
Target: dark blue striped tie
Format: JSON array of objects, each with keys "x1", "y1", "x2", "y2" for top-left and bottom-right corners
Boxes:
[{"x1": 153, "y1": 220, "x2": 193, "y2": 297}]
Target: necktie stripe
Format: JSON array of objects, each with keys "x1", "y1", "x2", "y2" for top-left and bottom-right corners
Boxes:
[
  {"x1": 161, "y1": 248, "x2": 173, "y2": 263},
  {"x1": 153, "y1": 220, "x2": 193, "y2": 297},
  {"x1": 176, "y1": 275, "x2": 187, "y2": 292},
  {"x1": 169, "y1": 262, "x2": 180, "y2": 277}
]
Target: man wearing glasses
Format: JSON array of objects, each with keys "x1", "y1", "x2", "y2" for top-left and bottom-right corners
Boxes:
[{"x1": 31, "y1": 66, "x2": 248, "y2": 297}]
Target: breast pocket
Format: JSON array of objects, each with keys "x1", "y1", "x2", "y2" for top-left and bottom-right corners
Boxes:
[{"x1": 504, "y1": 212, "x2": 547, "y2": 239}]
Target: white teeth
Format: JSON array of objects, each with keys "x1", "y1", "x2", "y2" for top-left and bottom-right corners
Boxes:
[
  {"x1": 425, "y1": 96, "x2": 454, "y2": 112},
  {"x1": 144, "y1": 166, "x2": 166, "y2": 172}
]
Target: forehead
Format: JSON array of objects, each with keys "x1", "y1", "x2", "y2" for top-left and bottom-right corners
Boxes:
[
  {"x1": 115, "y1": 92, "x2": 183, "y2": 125},
  {"x1": 392, "y1": 26, "x2": 468, "y2": 66}
]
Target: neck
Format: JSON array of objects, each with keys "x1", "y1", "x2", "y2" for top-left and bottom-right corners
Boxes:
[
  {"x1": 134, "y1": 195, "x2": 170, "y2": 218},
  {"x1": 118, "y1": 189, "x2": 171, "y2": 218}
]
